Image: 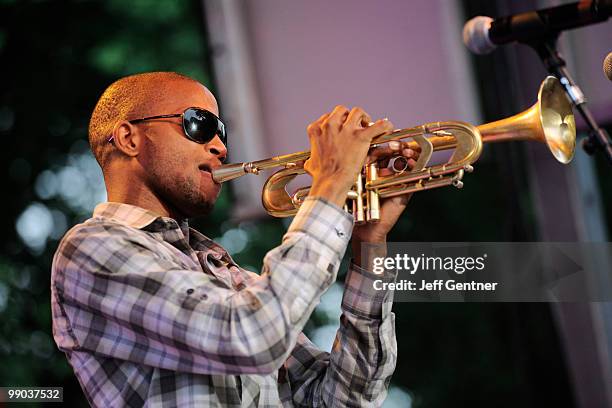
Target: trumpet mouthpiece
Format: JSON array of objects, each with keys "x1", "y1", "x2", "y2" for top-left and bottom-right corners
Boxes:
[{"x1": 211, "y1": 163, "x2": 247, "y2": 183}]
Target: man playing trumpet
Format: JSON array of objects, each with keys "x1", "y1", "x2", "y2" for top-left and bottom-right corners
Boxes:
[{"x1": 51, "y1": 72, "x2": 416, "y2": 407}]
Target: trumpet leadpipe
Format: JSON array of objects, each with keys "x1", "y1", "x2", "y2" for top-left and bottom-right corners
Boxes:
[{"x1": 212, "y1": 151, "x2": 310, "y2": 183}]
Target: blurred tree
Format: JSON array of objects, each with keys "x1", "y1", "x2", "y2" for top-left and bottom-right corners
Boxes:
[{"x1": 0, "y1": 0, "x2": 284, "y2": 406}]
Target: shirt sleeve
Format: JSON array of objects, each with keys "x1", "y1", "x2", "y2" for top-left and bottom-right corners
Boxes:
[
  {"x1": 284, "y1": 262, "x2": 398, "y2": 407},
  {"x1": 51, "y1": 197, "x2": 353, "y2": 376}
]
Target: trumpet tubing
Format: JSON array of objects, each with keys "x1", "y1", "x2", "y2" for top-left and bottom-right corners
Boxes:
[{"x1": 212, "y1": 76, "x2": 576, "y2": 221}]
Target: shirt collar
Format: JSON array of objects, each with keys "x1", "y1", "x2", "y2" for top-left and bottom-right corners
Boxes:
[
  {"x1": 93, "y1": 202, "x2": 238, "y2": 269},
  {"x1": 93, "y1": 202, "x2": 181, "y2": 230}
]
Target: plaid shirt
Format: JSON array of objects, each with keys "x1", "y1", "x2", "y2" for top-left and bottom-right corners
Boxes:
[{"x1": 51, "y1": 197, "x2": 397, "y2": 407}]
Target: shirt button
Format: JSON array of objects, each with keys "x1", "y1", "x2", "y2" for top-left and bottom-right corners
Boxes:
[{"x1": 334, "y1": 227, "x2": 345, "y2": 237}]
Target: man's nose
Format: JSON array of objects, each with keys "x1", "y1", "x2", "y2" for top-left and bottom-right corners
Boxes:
[{"x1": 207, "y1": 135, "x2": 227, "y2": 162}]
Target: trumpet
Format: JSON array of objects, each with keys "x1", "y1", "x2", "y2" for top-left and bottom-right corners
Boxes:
[{"x1": 212, "y1": 76, "x2": 576, "y2": 223}]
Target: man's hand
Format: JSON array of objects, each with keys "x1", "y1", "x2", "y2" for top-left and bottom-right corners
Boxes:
[
  {"x1": 305, "y1": 105, "x2": 394, "y2": 208},
  {"x1": 352, "y1": 141, "x2": 419, "y2": 269}
]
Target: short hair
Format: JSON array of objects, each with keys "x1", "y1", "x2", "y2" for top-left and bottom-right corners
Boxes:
[{"x1": 88, "y1": 71, "x2": 197, "y2": 169}]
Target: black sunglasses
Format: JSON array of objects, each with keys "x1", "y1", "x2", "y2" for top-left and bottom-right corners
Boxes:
[{"x1": 108, "y1": 107, "x2": 227, "y2": 146}]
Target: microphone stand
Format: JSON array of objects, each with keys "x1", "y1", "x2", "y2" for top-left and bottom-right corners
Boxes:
[{"x1": 527, "y1": 36, "x2": 612, "y2": 164}]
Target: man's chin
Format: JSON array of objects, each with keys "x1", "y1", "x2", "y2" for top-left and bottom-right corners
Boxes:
[{"x1": 182, "y1": 197, "x2": 216, "y2": 218}]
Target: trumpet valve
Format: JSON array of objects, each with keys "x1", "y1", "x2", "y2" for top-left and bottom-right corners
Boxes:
[
  {"x1": 353, "y1": 173, "x2": 366, "y2": 224},
  {"x1": 388, "y1": 156, "x2": 409, "y2": 173},
  {"x1": 451, "y1": 169, "x2": 465, "y2": 189},
  {"x1": 366, "y1": 163, "x2": 381, "y2": 222}
]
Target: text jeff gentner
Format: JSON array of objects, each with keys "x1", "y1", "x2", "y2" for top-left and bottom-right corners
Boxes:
[{"x1": 373, "y1": 279, "x2": 499, "y2": 291}]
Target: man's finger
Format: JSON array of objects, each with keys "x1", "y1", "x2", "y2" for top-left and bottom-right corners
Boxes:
[
  {"x1": 306, "y1": 113, "x2": 331, "y2": 138},
  {"x1": 402, "y1": 147, "x2": 419, "y2": 159},
  {"x1": 345, "y1": 106, "x2": 371, "y2": 129},
  {"x1": 367, "y1": 142, "x2": 419, "y2": 164},
  {"x1": 366, "y1": 141, "x2": 402, "y2": 164},
  {"x1": 314, "y1": 112, "x2": 331, "y2": 125},
  {"x1": 358, "y1": 118, "x2": 394, "y2": 142},
  {"x1": 322, "y1": 105, "x2": 350, "y2": 130}
]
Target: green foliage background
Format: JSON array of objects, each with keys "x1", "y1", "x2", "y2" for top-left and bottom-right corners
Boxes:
[{"x1": 0, "y1": 1, "x2": 279, "y2": 405}]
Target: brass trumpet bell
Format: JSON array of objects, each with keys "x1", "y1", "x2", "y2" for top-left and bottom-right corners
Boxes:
[{"x1": 477, "y1": 76, "x2": 575, "y2": 164}]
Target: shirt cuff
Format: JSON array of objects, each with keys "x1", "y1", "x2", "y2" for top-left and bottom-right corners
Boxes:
[
  {"x1": 341, "y1": 261, "x2": 398, "y2": 319},
  {"x1": 287, "y1": 196, "x2": 353, "y2": 259}
]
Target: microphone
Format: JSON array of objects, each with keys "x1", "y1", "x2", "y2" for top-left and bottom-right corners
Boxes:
[
  {"x1": 604, "y1": 52, "x2": 612, "y2": 81},
  {"x1": 463, "y1": 0, "x2": 612, "y2": 55}
]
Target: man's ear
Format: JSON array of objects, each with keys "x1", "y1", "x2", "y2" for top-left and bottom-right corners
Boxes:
[{"x1": 111, "y1": 121, "x2": 141, "y2": 157}]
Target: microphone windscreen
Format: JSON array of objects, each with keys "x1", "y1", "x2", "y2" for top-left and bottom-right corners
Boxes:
[
  {"x1": 463, "y1": 16, "x2": 496, "y2": 55},
  {"x1": 604, "y1": 52, "x2": 612, "y2": 81}
]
